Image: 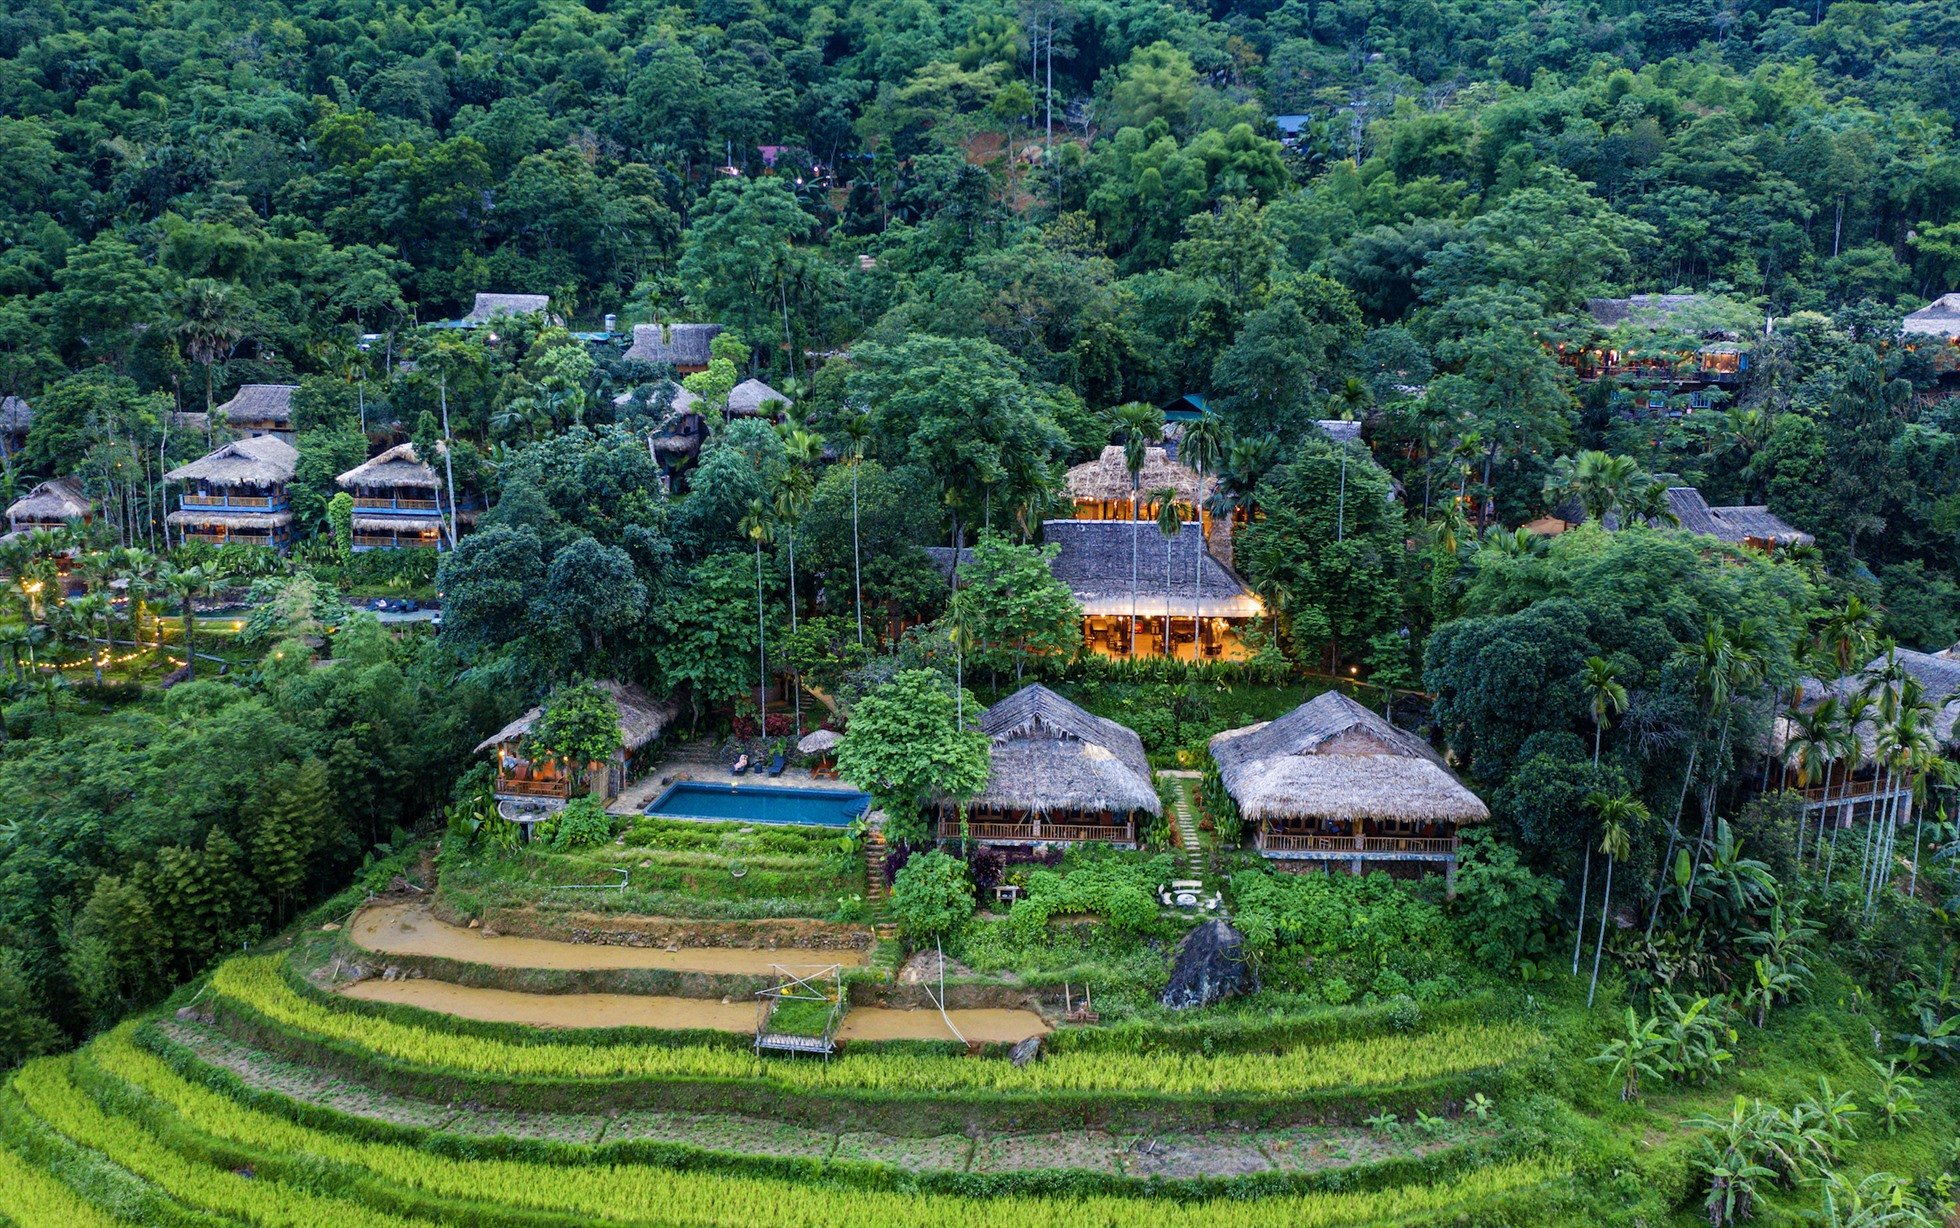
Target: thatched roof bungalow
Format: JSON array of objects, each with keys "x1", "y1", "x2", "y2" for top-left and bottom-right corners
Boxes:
[
  {"x1": 1904, "y1": 294, "x2": 1960, "y2": 344},
  {"x1": 623, "y1": 322, "x2": 722, "y2": 372},
  {"x1": 1211, "y1": 692, "x2": 1487, "y2": 880},
  {"x1": 476, "y1": 680, "x2": 680, "y2": 809},
  {"x1": 336, "y1": 443, "x2": 479, "y2": 550},
  {"x1": 216, "y1": 384, "x2": 298, "y2": 440},
  {"x1": 1773, "y1": 649, "x2": 1960, "y2": 820},
  {"x1": 936, "y1": 684, "x2": 1160, "y2": 847},
  {"x1": 462, "y1": 293, "x2": 556, "y2": 326},
  {"x1": 1663, "y1": 487, "x2": 1811, "y2": 548},
  {"x1": 165, "y1": 435, "x2": 298, "y2": 550},
  {"x1": 727, "y1": 377, "x2": 792, "y2": 418},
  {"x1": 1064, "y1": 445, "x2": 1206, "y2": 524},
  {"x1": 5, "y1": 476, "x2": 90, "y2": 539}
]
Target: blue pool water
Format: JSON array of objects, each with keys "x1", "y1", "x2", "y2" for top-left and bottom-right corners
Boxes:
[{"x1": 646, "y1": 782, "x2": 871, "y2": 827}]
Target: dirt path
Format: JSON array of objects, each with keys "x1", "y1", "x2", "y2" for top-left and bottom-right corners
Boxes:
[
  {"x1": 343, "y1": 979, "x2": 758, "y2": 1031},
  {"x1": 352, "y1": 903, "x2": 867, "y2": 973},
  {"x1": 339, "y1": 978, "x2": 1046, "y2": 1043}
]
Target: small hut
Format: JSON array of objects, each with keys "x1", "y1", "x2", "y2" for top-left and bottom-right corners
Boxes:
[
  {"x1": 462, "y1": 293, "x2": 557, "y2": 326},
  {"x1": 935, "y1": 684, "x2": 1160, "y2": 847},
  {"x1": 1662, "y1": 487, "x2": 1811, "y2": 550},
  {"x1": 1210, "y1": 692, "x2": 1488, "y2": 882},
  {"x1": 5, "y1": 476, "x2": 90, "y2": 539},
  {"x1": 1904, "y1": 294, "x2": 1960, "y2": 345},
  {"x1": 473, "y1": 680, "x2": 679, "y2": 810},
  {"x1": 165, "y1": 435, "x2": 299, "y2": 551},
  {"x1": 1063, "y1": 445, "x2": 1209, "y2": 529},
  {"x1": 1772, "y1": 649, "x2": 1960, "y2": 822},
  {"x1": 727, "y1": 378, "x2": 792, "y2": 419},
  {"x1": 335, "y1": 443, "x2": 479, "y2": 550},
  {"x1": 623, "y1": 322, "x2": 722, "y2": 373},
  {"x1": 216, "y1": 384, "x2": 299, "y2": 441}
]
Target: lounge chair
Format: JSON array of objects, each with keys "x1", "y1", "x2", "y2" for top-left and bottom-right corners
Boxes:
[
  {"x1": 766, "y1": 753, "x2": 786, "y2": 777},
  {"x1": 731, "y1": 754, "x2": 750, "y2": 775}
]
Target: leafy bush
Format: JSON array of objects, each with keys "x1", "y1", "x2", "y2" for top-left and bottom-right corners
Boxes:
[
  {"x1": 1200, "y1": 758, "x2": 1242, "y2": 844},
  {"x1": 1005, "y1": 852, "x2": 1176, "y2": 939},
  {"x1": 1230, "y1": 870, "x2": 1457, "y2": 990},
  {"x1": 1447, "y1": 830, "x2": 1564, "y2": 975},
  {"x1": 546, "y1": 797, "x2": 614, "y2": 851},
  {"x1": 888, "y1": 851, "x2": 974, "y2": 943}
]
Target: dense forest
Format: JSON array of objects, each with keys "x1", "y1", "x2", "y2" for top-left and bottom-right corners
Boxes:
[{"x1": 1, "y1": 0, "x2": 1959, "y2": 1172}]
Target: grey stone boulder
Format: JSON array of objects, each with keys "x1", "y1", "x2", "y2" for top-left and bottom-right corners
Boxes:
[{"x1": 1159, "y1": 919, "x2": 1257, "y2": 1010}]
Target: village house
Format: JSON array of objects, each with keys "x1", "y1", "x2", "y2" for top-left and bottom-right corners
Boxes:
[
  {"x1": 461, "y1": 293, "x2": 559, "y2": 327},
  {"x1": 1904, "y1": 294, "x2": 1960, "y2": 380},
  {"x1": 474, "y1": 681, "x2": 679, "y2": 828},
  {"x1": 1556, "y1": 294, "x2": 1755, "y2": 414},
  {"x1": 215, "y1": 384, "x2": 299, "y2": 442},
  {"x1": 1773, "y1": 648, "x2": 1960, "y2": 823},
  {"x1": 934, "y1": 684, "x2": 1160, "y2": 848},
  {"x1": 3, "y1": 476, "x2": 90, "y2": 540},
  {"x1": 336, "y1": 442, "x2": 480, "y2": 550},
  {"x1": 1210, "y1": 692, "x2": 1489, "y2": 884},
  {"x1": 726, "y1": 377, "x2": 793, "y2": 419},
  {"x1": 1526, "y1": 485, "x2": 1811, "y2": 552},
  {"x1": 164, "y1": 434, "x2": 299, "y2": 551},
  {"x1": 622, "y1": 322, "x2": 723, "y2": 374}
]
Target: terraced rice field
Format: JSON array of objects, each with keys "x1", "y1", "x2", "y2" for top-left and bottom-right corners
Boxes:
[{"x1": 0, "y1": 945, "x2": 1569, "y2": 1225}]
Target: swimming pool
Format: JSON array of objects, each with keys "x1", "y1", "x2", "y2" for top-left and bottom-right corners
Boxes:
[{"x1": 646, "y1": 782, "x2": 872, "y2": 828}]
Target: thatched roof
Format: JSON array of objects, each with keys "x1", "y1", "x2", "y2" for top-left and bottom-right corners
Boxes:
[
  {"x1": 1783, "y1": 648, "x2": 1960, "y2": 762},
  {"x1": 727, "y1": 378, "x2": 791, "y2": 416},
  {"x1": 927, "y1": 520, "x2": 1261, "y2": 619},
  {"x1": 1209, "y1": 692, "x2": 1490, "y2": 825},
  {"x1": 0, "y1": 396, "x2": 30, "y2": 433},
  {"x1": 623, "y1": 322, "x2": 721, "y2": 367},
  {"x1": 338, "y1": 442, "x2": 441, "y2": 490},
  {"x1": 169, "y1": 411, "x2": 210, "y2": 434},
  {"x1": 1065, "y1": 446, "x2": 1202, "y2": 504},
  {"x1": 217, "y1": 384, "x2": 297, "y2": 428},
  {"x1": 1317, "y1": 419, "x2": 1363, "y2": 444},
  {"x1": 1587, "y1": 294, "x2": 1707, "y2": 328},
  {"x1": 961, "y1": 684, "x2": 1161, "y2": 817},
  {"x1": 612, "y1": 381, "x2": 701, "y2": 412},
  {"x1": 165, "y1": 434, "x2": 298, "y2": 485},
  {"x1": 1664, "y1": 487, "x2": 1811, "y2": 545},
  {"x1": 7, "y1": 477, "x2": 89, "y2": 524},
  {"x1": 1904, "y1": 294, "x2": 1960, "y2": 343},
  {"x1": 165, "y1": 510, "x2": 294, "y2": 528},
  {"x1": 473, "y1": 680, "x2": 678, "y2": 755},
  {"x1": 464, "y1": 293, "x2": 552, "y2": 324}
]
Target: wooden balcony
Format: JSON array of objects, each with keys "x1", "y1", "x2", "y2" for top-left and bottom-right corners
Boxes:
[
  {"x1": 939, "y1": 818, "x2": 1135, "y2": 846},
  {"x1": 354, "y1": 496, "x2": 443, "y2": 512},
  {"x1": 495, "y1": 776, "x2": 571, "y2": 799},
  {"x1": 353, "y1": 534, "x2": 439, "y2": 550},
  {"x1": 1797, "y1": 778, "x2": 1911, "y2": 807},
  {"x1": 182, "y1": 493, "x2": 282, "y2": 510},
  {"x1": 1256, "y1": 832, "x2": 1459, "y2": 859}
]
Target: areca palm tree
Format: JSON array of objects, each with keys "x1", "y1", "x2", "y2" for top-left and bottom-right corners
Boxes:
[
  {"x1": 1821, "y1": 693, "x2": 1869, "y2": 891},
  {"x1": 1113, "y1": 402, "x2": 1164, "y2": 656},
  {"x1": 67, "y1": 593, "x2": 112, "y2": 682},
  {"x1": 1574, "y1": 656, "x2": 1628, "y2": 974},
  {"x1": 835, "y1": 409, "x2": 873, "y2": 648},
  {"x1": 771, "y1": 459, "x2": 815, "y2": 734},
  {"x1": 176, "y1": 278, "x2": 243, "y2": 415},
  {"x1": 1817, "y1": 597, "x2": 1879, "y2": 679},
  {"x1": 739, "y1": 499, "x2": 774, "y2": 724},
  {"x1": 158, "y1": 564, "x2": 217, "y2": 678},
  {"x1": 1588, "y1": 792, "x2": 1645, "y2": 1007},
  {"x1": 1152, "y1": 488, "x2": 1181, "y2": 659},
  {"x1": 1545, "y1": 450, "x2": 1644, "y2": 524},
  {"x1": 1181, "y1": 414, "x2": 1228, "y2": 656},
  {"x1": 1783, "y1": 701, "x2": 1837, "y2": 863}
]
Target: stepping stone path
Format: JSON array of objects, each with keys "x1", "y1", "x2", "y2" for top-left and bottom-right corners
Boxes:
[{"x1": 1164, "y1": 774, "x2": 1205, "y2": 880}]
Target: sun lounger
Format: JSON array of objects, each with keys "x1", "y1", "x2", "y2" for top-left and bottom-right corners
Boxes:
[
  {"x1": 731, "y1": 755, "x2": 750, "y2": 775},
  {"x1": 767, "y1": 753, "x2": 786, "y2": 776}
]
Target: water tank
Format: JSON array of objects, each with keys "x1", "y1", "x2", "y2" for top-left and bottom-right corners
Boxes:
[{"x1": 603, "y1": 313, "x2": 618, "y2": 334}]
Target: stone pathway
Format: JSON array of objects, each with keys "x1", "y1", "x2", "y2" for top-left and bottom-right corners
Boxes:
[{"x1": 1160, "y1": 771, "x2": 1205, "y2": 881}]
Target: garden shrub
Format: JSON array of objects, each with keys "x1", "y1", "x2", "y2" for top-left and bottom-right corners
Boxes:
[
  {"x1": 1201, "y1": 758, "x2": 1242, "y2": 845},
  {"x1": 1446, "y1": 830, "x2": 1564, "y2": 976},
  {"x1": 1005, "y1": 852, "x2": 1176, "y2": 940},
  {"x1": 1230, "y1": 870, "x2": 1456, "y2": 990},
  {"x1": 546, "y1": 797, "x2": 614, "y2": 850},
  {"x1": 888, "y1": 851, "x2": 974, "y2": 942}
]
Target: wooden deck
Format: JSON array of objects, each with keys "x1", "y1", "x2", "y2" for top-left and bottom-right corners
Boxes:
[{"x1": 1255, "y1": 832, "x2": 1459, "y2": 860}]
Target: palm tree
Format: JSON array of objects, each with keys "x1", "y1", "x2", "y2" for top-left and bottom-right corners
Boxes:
[
  {"x1": 835, "y1": 408, "x2": 873, "y2": 648},
  {"x1": 771, "y1": 459, "x2": 815, "y2": 734},
  {"x1": 1817, "y1": 597, "x2": 1879, "y2": 679},
  {"x1": 1574, "y1": 655, "x2": 1628, "y2": 974},
  {"x1": 176, "y1": 278, "x2": 243, "y2": 415},
  {"x1": 1152, "y1": 488, "x2": 1181, "y2": 659},
  {"x1": 1821, "y1": 693, "x2": 1869, "y2": 891},
  {"x1": 157, "y1": 564, "x2": 216, "y2": 678},
  {"x1": 67, "y1": 593, "x2": 112, "y2": 683},
  {"x1": 1113, "y1": 402, "x2": 1164, "y2": 656},
  {"x1": 1180, "y1": 414, "x2": 1228, "y2": 656},
  {"x1": 1783, "y1": 701, "x2": 1837, "y2": 864},
  {"x1": 739, "y1": 499, "x2": 774, "y2": 726},
  {"x1": 945, "y1": 591, "x2": 978, "y2": 729},
  {"x1": 1544, "y1": 450, "x2": 1643, "y2": 524},
  {"x1": 1588, "y1": 792, "x2": 1645, "y2": 1007}
]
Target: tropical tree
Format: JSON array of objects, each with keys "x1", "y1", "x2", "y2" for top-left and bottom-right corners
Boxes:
[
  {"x1": 835, "y1": 408, "x2": 873, "y2": 648},
  {"x1": 157, "y1": 564, "x2": 219, "y2": 678},
  {"x1": 739, "y1": 499, "x2": 774, "y2": 721},
  {"x1": 176, "y1": 279, "x2": 243, "y2": 414},
  {"x1": 1152, "y1": 486, "x2": 1182, "y2": 656},
  {"x1": 1113, "y1": 402, "x2": 1164, "y2": 655},
  {"x1": 1588, "y1": 791, "x2": 1644, "y2": 1006},
  {"x1": 1573, "y1": 656, "x2": 1627, "y2": 974},
  {"x1": 773, "y1": 448, "x2": 816, "y2": 732},
  {"x1": 1784, "y1": 699, "x2": 1838, "y2": 863},
  {"x1": 1180, "y1": 413, "x2": 1228, "y2": 653},
  {"x1": 834, "y1": 669, "x2": 990, "y2": 844}
]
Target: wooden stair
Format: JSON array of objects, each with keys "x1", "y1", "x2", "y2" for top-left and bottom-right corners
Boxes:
[{"x1": 863, "y1": 828, "x2": 887, "y2": 905}]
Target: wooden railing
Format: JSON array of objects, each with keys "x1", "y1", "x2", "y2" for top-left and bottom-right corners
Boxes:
[
  {"x1": 1256, "y1": 832, "x2": 1459, "y2": 856},
  {"x1": 182, "y1": 493, "x2": 280, "y2": 509},
  {"x1": 1799, "y1": 778, "x2": 1910, "y2": 804},
  {"x1": 353, "y1": 534, "x2": 437, "y2": 549},
  {"x1": 354, "y1": 496, "x2": 442, "y2": 512},
  {"x1": 182, "y1": 531, "x2": 281, "y2": 545},
  {"x1": 942, "y1": 819, "x2": 1135, "y2": 844},
  {"x1": 496, "y1": 776, "x2": 571, "y2": 799}
]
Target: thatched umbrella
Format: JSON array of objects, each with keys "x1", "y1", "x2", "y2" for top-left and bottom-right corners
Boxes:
[{"x1": 798, "y1": 728, "x2": 841, "y2": 755}]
